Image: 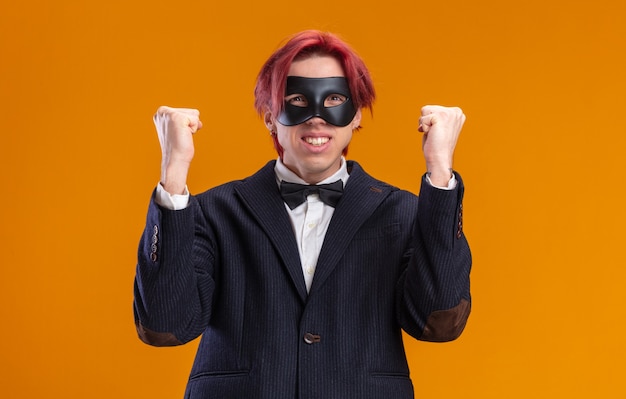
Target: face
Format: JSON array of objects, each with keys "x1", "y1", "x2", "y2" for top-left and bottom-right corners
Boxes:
[{"x1": 265, "y1": 55, "x2": 361, "y2": 184}]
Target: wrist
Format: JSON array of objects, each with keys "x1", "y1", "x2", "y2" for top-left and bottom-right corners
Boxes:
[
  {"x1": 426, "y1": 166, "x2": 453, "y2": 187},
  {"x1": 160, "y1": 162, "x2": 190, "y2": 195}
]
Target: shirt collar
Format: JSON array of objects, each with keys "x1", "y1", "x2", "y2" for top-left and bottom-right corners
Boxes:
[{"x1": 274, "y1": 157, "x2": 350, "y2": 187}]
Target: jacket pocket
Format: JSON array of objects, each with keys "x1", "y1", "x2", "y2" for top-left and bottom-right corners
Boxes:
[
  {"x1": 353, "y1": 223, "x2": 401, "y2": 240},
  {"x1": 370, "y1": 371, "x2": 410, "y2": 380},
  {"x1": 189, "y1": 370, "x2": 250, "y2": 381}
]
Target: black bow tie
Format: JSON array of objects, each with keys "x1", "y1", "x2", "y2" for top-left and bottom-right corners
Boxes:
[{"x1": 279, "y1": 180, "x2": 344, "y2": 210}]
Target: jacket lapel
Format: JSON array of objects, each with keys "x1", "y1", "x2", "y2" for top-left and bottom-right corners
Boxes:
[
  {"x1": 234, "y1": 161, "x2": 308, "y2": 302},
  {"x1": 309, "y1": 161, "x2": 395, "y2": 295}
]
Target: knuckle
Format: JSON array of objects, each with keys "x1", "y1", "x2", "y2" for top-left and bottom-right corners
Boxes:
[{"x1": 156, "y1": 105, "x2": 170, "y2": 114}]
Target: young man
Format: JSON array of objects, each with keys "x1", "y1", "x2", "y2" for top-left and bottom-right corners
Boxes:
[{"x1": 134, "y1": 30, "x2": 471, "y2": 398}]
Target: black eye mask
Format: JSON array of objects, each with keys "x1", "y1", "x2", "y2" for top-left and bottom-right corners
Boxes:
[{"x1": 277, "y1": 76, "x2": 357, "y2": 127}]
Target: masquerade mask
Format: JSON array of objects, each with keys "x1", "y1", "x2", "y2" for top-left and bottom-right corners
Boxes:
[{"x1": 277, "y1": 77, "x2": 357, "y2": 127}]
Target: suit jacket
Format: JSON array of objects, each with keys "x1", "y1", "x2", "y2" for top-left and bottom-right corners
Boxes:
[{"x1": 134, "y1": 160, "x2": 471, "y2": 399}]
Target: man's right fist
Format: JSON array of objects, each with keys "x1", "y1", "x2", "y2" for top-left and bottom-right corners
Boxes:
[{"x1": 154, "y1": 106, "x2": 203, "y2": 194}]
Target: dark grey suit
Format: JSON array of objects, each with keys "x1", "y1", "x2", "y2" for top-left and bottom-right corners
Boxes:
[{"x1": 134, "y1": 160, "x2": 471, "y2": 399}]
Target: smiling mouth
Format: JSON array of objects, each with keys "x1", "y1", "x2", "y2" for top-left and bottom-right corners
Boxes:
[{"x1": 304, "y1": 137, "x2": 330, "y2": 146}]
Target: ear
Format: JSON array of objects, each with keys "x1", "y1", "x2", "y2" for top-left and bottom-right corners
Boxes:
[
  {"x1": 351, "y1": 109, "x2": 362, "y2": 130},
  {"x1": 264, "y1": 112, "x2": 275, "y2": 132}
]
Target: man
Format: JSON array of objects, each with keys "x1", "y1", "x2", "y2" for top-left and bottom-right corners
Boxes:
[{"x1": 134, "y1": 30, "x2": 471, "y2": 398}]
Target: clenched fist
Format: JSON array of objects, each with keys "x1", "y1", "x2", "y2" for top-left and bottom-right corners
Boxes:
[
  {"x1": 153, "y1": 106, "x2": 203, "y2": 195},
  {"x1": 418, "y1": 105, "x2": 466, "y2": 186}
]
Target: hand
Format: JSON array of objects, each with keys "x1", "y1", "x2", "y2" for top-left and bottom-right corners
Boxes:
[
  {"x1": 153, "y1": 106, "x2": 203, "y2": 194},
  {"x1": 418, "y1": 105, "x2": 466, "y2": 186}
]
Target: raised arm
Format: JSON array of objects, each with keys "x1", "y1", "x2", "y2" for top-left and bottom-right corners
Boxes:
[
  {"x1": 133, "y1": 106, "x2": 215, "y2": 347},
  {"x1": 398, "y1": 105, "x2": 472, "y2": 342}
]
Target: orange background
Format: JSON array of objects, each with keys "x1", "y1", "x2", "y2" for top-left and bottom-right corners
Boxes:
[{"x1": 1, "y1": 0, "x2": 625, "y2": 397}]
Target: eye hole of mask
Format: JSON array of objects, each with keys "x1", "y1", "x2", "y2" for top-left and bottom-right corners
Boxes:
[{"x1": 285, "y1": 93, "x2": 348, "y2": 108}]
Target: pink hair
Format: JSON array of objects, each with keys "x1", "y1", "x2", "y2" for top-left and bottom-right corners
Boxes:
[{"x1": 254, "y1": 30, "x2": 376, "y2": 157}]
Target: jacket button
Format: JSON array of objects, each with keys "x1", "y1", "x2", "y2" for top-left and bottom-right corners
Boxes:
[{"x1": 304, "y1": 333, "x2": 321, "y2": 344}]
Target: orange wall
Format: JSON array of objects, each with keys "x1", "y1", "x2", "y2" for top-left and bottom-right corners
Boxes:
[{"x1": 1, "y1": 0, "x2": 625, "y2": 397}]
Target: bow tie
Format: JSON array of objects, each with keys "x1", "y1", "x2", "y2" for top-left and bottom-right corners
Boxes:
[{"x1": 279, "y1": 180, "x2": 344, "y2": 210}]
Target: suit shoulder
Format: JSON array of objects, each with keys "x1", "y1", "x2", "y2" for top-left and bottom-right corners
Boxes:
[{"x1": 347, "y1": 160, "x2": 418, "y2": 200}]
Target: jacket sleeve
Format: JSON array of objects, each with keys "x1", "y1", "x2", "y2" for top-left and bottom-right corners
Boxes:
[
  {"x1": 397, "y1": 172, "x2": 472, "y2": 342},
  {"x1": 133, "y1": 192, "x2": 216, "y2": 346}
]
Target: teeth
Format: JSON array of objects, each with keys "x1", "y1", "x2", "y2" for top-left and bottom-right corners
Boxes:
[{"x1": 305, "y1": 137, "x2": 329, "y2": 146}]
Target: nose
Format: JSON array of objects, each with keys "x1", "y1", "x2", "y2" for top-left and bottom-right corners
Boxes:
[{"x1": 305, "y1": 115, "x2": 327, "y2": 125}]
